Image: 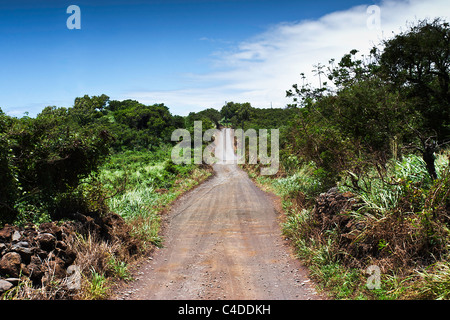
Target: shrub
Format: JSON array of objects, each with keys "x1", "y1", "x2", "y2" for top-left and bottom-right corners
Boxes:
[{"x1": 273, "y1": 162, "x2": 323, "y2": 199}]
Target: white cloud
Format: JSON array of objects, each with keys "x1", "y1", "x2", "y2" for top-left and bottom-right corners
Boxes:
[{"x1": 122, "y1": 0, "x2": 450, "y2": 115}]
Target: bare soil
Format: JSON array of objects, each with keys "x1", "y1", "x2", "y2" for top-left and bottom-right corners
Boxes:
[{"x1": 115, "y1": 130, "x2": 321, "y2": 300}]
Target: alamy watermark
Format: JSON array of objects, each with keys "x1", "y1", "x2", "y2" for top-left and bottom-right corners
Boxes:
[
  {"x1": 65, "y1": 5, "x2": 380, "y2": 31},
  {"x1": 171, "y1": 121, "x2": 279, "y2": 175},
  {"x1": 366, "y1": 5, "x2": 381, "y2": 30},
  {"x1": 67, "y1": 5, "x2": 81, "y2": 30},
  {"x1": 65, "y1": 265, "x2": 81, "y2": 290},
  {"x1": 366, "y1": 265, "x2": 381, "y2": 290}
]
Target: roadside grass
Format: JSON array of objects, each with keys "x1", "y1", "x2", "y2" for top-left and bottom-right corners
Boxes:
[
  {"x1": 416, "y1": 260, "x2": 450, "y2": 299},
  {"x1": 83, "y1": 269, "x2": 109, "y2": 300},
  {"x1": 244, "y1": 151, "x2": 450, "y2": 300},
  {"x1": 107, "y1": 255, "x2": 133, "y2": 281},
  {"x1": 101, "y1": 150, "x2": 212, "y2": 249},
  {"x1": 70, "y1": 149, "x2": 212, "y2": 299}
]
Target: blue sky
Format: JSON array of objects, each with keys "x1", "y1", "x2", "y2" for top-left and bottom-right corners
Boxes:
[{"x1": 0, "y1": 0, "x2": 448, "y2": 117}]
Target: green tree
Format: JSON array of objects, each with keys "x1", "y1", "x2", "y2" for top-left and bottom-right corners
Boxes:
[
  {"x1": 106, "y1": 100, "x2": 182, "y2": 149},
  {"x1": 186, "y1": 108, "x2": 221, "y2": 129},
  {"x1": 220, "y1": 102, "x2": 253, "y2": 128},
  {"x1": 68, "y1": 94, "x2": 110, "y2": 126},
  {"x1": 379, "y1": 18, "x2": 450, "y2": 179}
]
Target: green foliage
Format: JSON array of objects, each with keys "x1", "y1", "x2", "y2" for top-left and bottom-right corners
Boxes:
[
  {"x1": 186, "y1": 108, "x2": 221, "y2": 129},
  {"x1": 105, "y1": 99, "x2": 182, "y2": 150},
  {"x1": 417, "y1": 261, "x2": 450, "y2": 299},
  {"x1": 283, "y1": 106, "x2": 356, "y2": 188},
  {"x1": 219, "y1": 101, "x2": 296, "y2": 132},
  {"x1": 220, "y1": 102, "x2": 253, "y2": 128},
  {"x1": 339, "y1": 153, "x2": 448, "y2": 220},
  {"x1": 0, "y1": 99, "x2": 114, "y2": 225},
  {"x1": 379, "y1": 18, "x2": 450, "y2": 141},
  {"x1": 13, "y1": 200, "x2": 51, "y2": 227},
  {"x1": 86, "y1": 269, "x2": 109, "y2": 300},
  {"x1": 283, "y1": 18, "x2": 450, "y2": 191},
  {"x1": 272, "y1": 163, "x2": 323, "y2": 198},
  {"x1": 69, "y1": 94, "x2": 109, "y2": 126},
  {"x1": 107, "y1": 255, "x2": 133, "y2": 281},
  {"x1": 0, "y1": 115, "x2": 18, "y2": 221},
  {"x1": 0, "y1": 93, "x2": 192, "y2": 225}
]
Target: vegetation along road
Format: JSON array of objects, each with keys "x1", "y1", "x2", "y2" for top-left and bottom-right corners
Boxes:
[{"x1": 116, "y1": 128, "x2": 319, "y2": 300}]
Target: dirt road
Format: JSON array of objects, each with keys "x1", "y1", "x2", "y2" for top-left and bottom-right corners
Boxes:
[{"x1": 117, "y1": 129, "x2": 319, "y2": 300}]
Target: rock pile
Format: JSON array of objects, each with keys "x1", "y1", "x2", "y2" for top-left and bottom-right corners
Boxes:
[
  {"x1": 313, "y1": 187, "x2": 358, "y2": 233},
  {"x1": 0, "y1": 210, "x2": 141, "y2": 297},
  {"x1": 0, "y1": 222, "x2": 77, "y2": 294}
]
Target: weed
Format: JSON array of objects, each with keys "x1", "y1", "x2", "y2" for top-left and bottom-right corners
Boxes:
[
  {"x1": 84, "y1": 268, "x2": 109, "y2": 300},
  {"x1": 272, "y1": 162, "x2": 322, "y2": 198},
  {"x1": 416, "y1": 261, "x2": 450, "y2": 299},
  {"x1": 107, "y1": 255, "x2": 133, "y2": 281}
]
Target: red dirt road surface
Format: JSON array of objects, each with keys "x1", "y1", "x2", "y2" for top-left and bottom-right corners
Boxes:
[{"x1": 116, "y1": 129, "x2": 320, "y2": 300}]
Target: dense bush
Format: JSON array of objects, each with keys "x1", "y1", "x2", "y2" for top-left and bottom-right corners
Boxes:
[
  {"x1": 0, "y1": 94, "x2": 189, "y2": 225},
  {"x1": 0, "y1": 105, "x2": 113, "y2": 224},
  {"x1": 105, "y1": 99, "x2": 184, "y2": 150},
  {"x1": 97, "y1": 150, "x2": 210, "y2": 248}
]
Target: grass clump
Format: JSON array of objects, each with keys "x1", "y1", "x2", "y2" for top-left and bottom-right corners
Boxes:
[
  {"x1": 416, "y1": 260, "x2": 450, "y2": 300},
  {"x1": 84, "y1": 269, "x2": 109, "y2": 300},
  {"x1": 107, "y1": 255, "x2": 133, "y2": 281}
]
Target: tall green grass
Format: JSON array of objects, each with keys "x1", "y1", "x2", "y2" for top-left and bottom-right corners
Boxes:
[
  {"x1": 108, "y1": 186, "x2": 162, "y2": 246},
  {"x1": 93, "y1": 149, "x2": 210, "y2": 249},
  {"x1": 257, "y1": 162, "x2": 323, "y2": 199},
  {"x1": 417, "y1": 260, "x2": 450, "y2": 299},
  {"x1": 339, "y1": 153, "x2": 449, "y2": 220}
]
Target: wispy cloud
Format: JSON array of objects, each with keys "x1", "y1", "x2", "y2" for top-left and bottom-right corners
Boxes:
[{"x1": 122, "y1": 0, "x2": 450, "y2": 115}]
